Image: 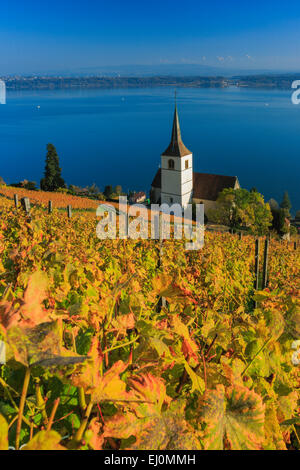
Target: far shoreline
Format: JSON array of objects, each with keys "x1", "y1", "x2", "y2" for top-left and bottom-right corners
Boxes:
[{"x1": 1, "y1": 74, "x2": 299, "y2": 92}]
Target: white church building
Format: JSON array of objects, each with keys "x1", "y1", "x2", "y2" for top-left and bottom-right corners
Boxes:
[{"x1": 151, "y1": 102, "x2": 240, "y2": 212}]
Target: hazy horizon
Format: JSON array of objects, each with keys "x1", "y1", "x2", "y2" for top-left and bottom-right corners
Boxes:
[
  {"x1": 2, "y1": 63, "x2": 300, "y2": 78},
  {"x1": 1, "y1": 1, "x2": 300, "y2": 75}
]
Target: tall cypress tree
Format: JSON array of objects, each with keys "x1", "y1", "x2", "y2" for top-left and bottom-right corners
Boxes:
[
  {"x1": 280, "y1": 191, "x2": 292, "y2": 216},
  {"x1": 40, "y1": 144, "x2": 65, "y2": 191}
]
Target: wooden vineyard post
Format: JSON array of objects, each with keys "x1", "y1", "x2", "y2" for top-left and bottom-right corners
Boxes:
[
  {"x1": 239, "y1": 231, "x2": 242, "y2": 240},
  {"x1": 48, "y1": 200, "x2": 53, "y2": 214},
  {"x1": 254, "y1": 238, "x2": 260, "y2": 286},
  {"x1": 67, "y1": 205, "x2": 72, "y2": 218},
  {"x1": 21, "y1": 197, "x2": 30, "y2": 215},
  {"x1": 294, "y1": 241, "x2": 297, "y2": 251},
  {"x1": 262, "y1": 238, "x2": 269, "y2": 289},
  {"x1": 155, "y1": 211, "x2": 166, "y2": 310},
  {"x1": 160, "y1": 212, "x2": 167, "y2": 308},
  {"x1": 253, "y1": 238, "x2": 260, "y2": 309},
  {"x1": 14, "y1": 194, "x2": 18, "y2": 208}
]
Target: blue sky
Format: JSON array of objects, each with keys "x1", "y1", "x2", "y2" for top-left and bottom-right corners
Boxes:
[{"x1": 1, "y1": 0, "x2": 300, "y2": 73}]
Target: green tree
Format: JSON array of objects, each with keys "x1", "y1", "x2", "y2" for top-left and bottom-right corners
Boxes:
[
  {"x1": 207, "y1": 188, "x2": 272, "y2": 235},
  {"x1": 103, "y1": 185, "x2": 113, "y2": 199},
  {"x1": 267, "y1": 198, "x2": 279, "y2": 211},
  {"x1": 9, "y1": 180, "x2": 37, "y2": 190},
  {"x1": 88, "y1": 184, "x2": 100, "y2": 197},
  {"x1": 271, "y1": 207, "x2": 290, "y2": 236},
  {"x1": 23, "y1": 181, "x2": 37, "y2": 191},
  {"x1": 40, "y1": 144, "x2": 65, "y2": 191},
  {"x1": 115, "y1": 185, "x2": 122, "y2": 195},
  {"x1": 280, "y1": 191, "x2": 291, "y2": 214}
]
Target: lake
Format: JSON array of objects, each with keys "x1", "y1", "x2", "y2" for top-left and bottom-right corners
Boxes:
[{"x1": 0, "y1": 86, "x2": 299, "y2": 212}]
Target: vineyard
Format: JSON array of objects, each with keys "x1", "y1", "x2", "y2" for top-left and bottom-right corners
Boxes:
[
  {"x1": 0, "y1": 185, "x2": 101, "y2": 210},
  {"x1": 0, "y1": 200, "x2": 299, "y2": 450}
]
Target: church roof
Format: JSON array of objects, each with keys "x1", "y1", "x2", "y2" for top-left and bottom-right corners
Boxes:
[
  {"x1": 193, "y1": 172, "x2": 238, "y2": 201},
  {"x1": 162, "y1": 104, "x2": 192, "y2": 157},
  {"x1": 151, "y1": 168, "x2": 162, "y2": 188},
  {"x1": 151, "y1": 169, "x2": 238, "y2": 202}
]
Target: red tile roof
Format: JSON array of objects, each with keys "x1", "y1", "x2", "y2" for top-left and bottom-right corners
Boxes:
[
  {"x1": 151, "y1": 169, "x2": 238, "y2": 202},
  {"x1": 193, "y1": 172, "x2": 238, "y2": 201}
]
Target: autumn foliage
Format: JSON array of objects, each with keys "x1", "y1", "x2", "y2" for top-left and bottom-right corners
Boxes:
[
  {"x1": 0, "y1": 200, "x2": 299, "y2": 450},
  {"x1": 0, "y1": 185, "x2": 100, "y2": 210}
]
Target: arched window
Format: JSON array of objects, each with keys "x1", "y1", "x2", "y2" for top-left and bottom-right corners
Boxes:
[
  {"x1": 168, "y1": 159, "x2": 175, "y2": 169},
  {"x1": 185, "y1": 160, "x2": 189, "y2": 169}
]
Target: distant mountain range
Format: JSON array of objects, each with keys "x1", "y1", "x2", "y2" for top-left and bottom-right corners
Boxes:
[
  {"x1": 2, "y1": 63, "x2": 300, "y2": 78},
  {"x1": 62, "y1": 63, "x2": 278, "y2": 77}
]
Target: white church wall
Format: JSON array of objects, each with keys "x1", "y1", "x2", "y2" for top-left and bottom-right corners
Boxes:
[
  {"x1": 180, "y1": 154, "x2": 193, "y2": 207},
  {"x1": 179, "y1": 154, "x2": 193, "y2": 171},
  {"x1": 180, "y1": 155, "x2": 193, "y2": 186},
  {"x1": 181, "y1": 179, "x2": 193, "y2": 196},
  {"x1": 161, "y1": 155, "x2": 180, "y2": 171},
  {"x1": 160, "y1": 153, "x2": 193, "y2": 208},
  {"x1": 161, "y1": 192, "x2": 182, "y2": 205},
  {"x1": 161, "y1": 168, "x2": 181, "y2": 195},
  {"x1": 181, "y1": 191, "x2": 193, "y2": 207},
  {"x1": 181, "y1": 167, "x2": 193, "y2": 185}
]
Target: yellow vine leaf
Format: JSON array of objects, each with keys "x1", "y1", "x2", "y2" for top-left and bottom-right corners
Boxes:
[
  {"x1": 171, "y1": 315, "x2": 199, "y2": 366},
  {"x1": 184, "y1": 361, "x2": 205, "y2": 394},
  {"x1": 129, "y1": 373, "x2": 171, "y2": 413},
  {"x1": 0, "y1": 271, "x2": 49, "y2": 331},
  {"x1": 129, "y1": 409, "x2": 201, "y2": 450},
  {"x1": 199, "y1": 384, "x2": 265, "y2": 450},
  {"x1": 263, "y1": 401, "x2": 286, "y2": 450},
  {"x1": 70, "y1": 338, "x2": 131, "y2": 403},
  {"x1": 5, "y1": 320, "x2": 87, "y2": 367},
  {"x1": 84, "y1": 418, "x2": 105, "y2": 450},
  {"x1": 152, "y1": 274, "x2": 194, "y2": 304},
  {"x1": 0, "y1": 414, "x2": 8, "y2": 450},
  {"x1": 104, "y1": 400, "x2": 201, "y2": 450},
  {"x1": 22, "y1": 431, "x2": 65, "y2": 450}
]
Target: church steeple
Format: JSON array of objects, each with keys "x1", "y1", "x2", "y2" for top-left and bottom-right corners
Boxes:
[{"x1": 162, "y1": 95, "x2": 191, "y2": 157}]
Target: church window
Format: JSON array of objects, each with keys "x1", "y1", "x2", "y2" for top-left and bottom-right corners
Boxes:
[
  {"x1": 185, "y1": 160, "x2": 189, "y2": 169},
  {"x1": 170, "y1": 197, "x2": 173, "y2": 203},
  {"x1": 168, "y1": 159, "x2": 175, "y2": 169}
]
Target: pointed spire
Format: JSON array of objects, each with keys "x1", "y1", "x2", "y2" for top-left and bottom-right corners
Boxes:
[
  {"x1": 162, "y1": 93, "x2": 191, "y2": 157},
  {"x1": 171, "y1": 100, "x2": 181, "y2": 147}
]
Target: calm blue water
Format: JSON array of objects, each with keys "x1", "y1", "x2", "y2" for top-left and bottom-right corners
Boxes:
[{"x1": 0, "y1": 87, "x2": 299, "y2": 211}]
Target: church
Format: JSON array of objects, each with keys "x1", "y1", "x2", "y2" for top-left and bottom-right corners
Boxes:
[{"x1": 150, "y1": 102, "x2": 240, "y2": 213}]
